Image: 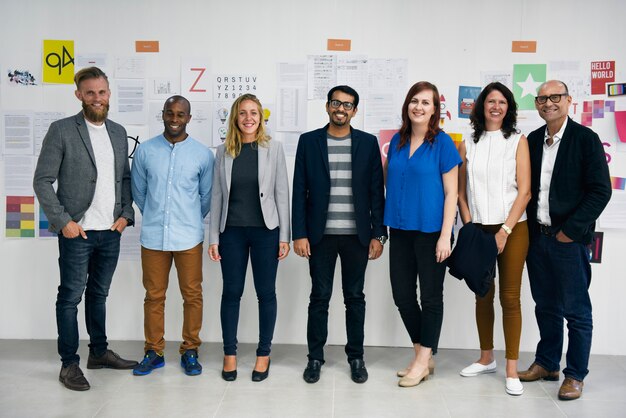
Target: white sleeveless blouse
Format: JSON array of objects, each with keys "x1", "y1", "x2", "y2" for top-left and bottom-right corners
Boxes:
[{"x1": 464, "y1": 130, "x2": 526, "y2": 225}]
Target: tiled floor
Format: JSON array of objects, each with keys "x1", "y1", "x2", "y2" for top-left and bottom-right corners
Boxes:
[{"x1": 0, "y1": 339, "x2": 624, "y2": 418}]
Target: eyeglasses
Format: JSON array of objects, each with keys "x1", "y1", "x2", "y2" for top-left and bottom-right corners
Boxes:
[
  {"x1": 534, "y1": 93, "x2": 569, "y2": 105},
  {"x1": 329, "y1": 100, "x2": 355, "y2": 111}
]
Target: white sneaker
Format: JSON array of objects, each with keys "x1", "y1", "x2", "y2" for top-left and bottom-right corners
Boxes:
[
  {"x1": 505, "y1": 377, "x2": 524, "y2": 395},
  {"x1": 460, "y1": 360, "x2": 497, "y2": 377}
]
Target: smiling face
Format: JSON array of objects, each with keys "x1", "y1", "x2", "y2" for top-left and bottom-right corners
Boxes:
[
  {"x1": 162, "y1": 99, "x2": 191, "y2": 143},
  {"x1": 407, "y1": 89, "x2": 436, "y2": 128},
  {"x1": 237, "y1": 99, "x2": 261, "y2": 142},
  {"x1": 535, "y1": 80, "x2": 571, "y2": 128},
  {"x1": 483, "y1": 89, "x2": 508, "y2": 130},
  {"x1": 326, "y1": 91, "x2": 357, "y2": 128},
  {"x1": 75, "y1": 77, "x2": 110, "y2": 124}
]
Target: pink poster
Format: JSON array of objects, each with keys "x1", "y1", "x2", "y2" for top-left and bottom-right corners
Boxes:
[{"x1": 615, "y1": 111, "x2": 626, "y2": 143}]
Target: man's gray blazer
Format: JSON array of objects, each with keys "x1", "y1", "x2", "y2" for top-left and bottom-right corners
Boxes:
[{"x1": 33, "y1": 112, "x2": 134, "y2": 233}]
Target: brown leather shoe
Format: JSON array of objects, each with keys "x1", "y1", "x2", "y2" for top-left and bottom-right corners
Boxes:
[
  {"x1": 518, "y1": 362, "x2": 559, "y2": 382},
  {"x1": 558, "y1": 377, "x2": 584, "y2": 400}
]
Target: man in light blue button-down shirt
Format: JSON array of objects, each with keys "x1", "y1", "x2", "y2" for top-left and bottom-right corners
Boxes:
[{"x1": 130, "y1": 96, "x2": 214, "y2": 377}]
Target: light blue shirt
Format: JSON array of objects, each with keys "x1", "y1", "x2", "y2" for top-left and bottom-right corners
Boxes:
[{"x1": 131, "y1": 134, "x2": 214, "y2": 251}]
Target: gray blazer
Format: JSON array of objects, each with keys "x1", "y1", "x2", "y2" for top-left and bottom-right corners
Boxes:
[
  {"x1": 33, "y1": 112, "x2": 134, "y2": 233},
  {"x1": 209, "y1": 140, "x2": 290, "y2": 244}
]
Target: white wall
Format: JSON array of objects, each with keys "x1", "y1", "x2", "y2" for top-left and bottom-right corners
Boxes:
[{"x1": 1, "y1": 0, "x2": 625, "y2": 356}]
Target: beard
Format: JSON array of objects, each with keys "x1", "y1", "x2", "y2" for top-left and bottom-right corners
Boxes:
[
  {"x1": 331, "y1": 111, "x2": 349, "y2": 126},
  {"x1": 82, "y1": 102, "x2": 109, "y2": 123}
]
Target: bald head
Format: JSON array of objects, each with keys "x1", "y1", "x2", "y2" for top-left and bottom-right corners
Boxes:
[{"x1": 164, "y1": 95, "x2": 191, "y2": 114}]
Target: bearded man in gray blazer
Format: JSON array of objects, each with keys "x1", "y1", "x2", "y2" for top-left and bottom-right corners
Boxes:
[{"x1": 33, "y1": 67, "x2": 137, "y2": 392}]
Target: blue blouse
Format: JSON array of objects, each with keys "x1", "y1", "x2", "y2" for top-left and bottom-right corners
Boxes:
[{"x1": 384, "y1": 131, "x2": 461, "y2": 232}]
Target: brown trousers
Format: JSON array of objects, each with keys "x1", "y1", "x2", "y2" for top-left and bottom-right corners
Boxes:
[
  {"x1": 475, "y1": 221, "x2": 528, "y2": 360},
  {"x1": 141, "y1": 243, "x2": 203, "y2": 354}
]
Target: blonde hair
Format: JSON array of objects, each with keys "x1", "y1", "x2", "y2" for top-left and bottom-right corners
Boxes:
[{"x1": 225, "y1": 94, "x2": 270, "y2": 157}]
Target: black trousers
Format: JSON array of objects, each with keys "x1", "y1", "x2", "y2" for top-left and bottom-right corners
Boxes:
[
  {"x1": 306, "y1": 235, "x2": 369, "y2": 363},
  {"x1": 389, "y1": 228, "x2": 446, "y2": 352}
]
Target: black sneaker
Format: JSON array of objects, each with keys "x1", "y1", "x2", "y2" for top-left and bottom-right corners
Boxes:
[
  {"x1": 59, "y1": 363, "x2": 90, "y2": 391},
  {"x1": 181, "y1": 349, "x2": 202, "y2": 376},
  {"x1": 133, "y1": 350, "x2": 165, "y2": 376}
]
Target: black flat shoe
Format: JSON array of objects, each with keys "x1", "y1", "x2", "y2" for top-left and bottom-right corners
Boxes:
[
  {"x1": 221, "y1": 369, "x2": 237, "y2": 381},
  {"x1": 252, "y1": 359, "x2": 270, "y2": 382}
]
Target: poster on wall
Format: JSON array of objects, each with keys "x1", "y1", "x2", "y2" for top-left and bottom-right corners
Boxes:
[
  {"x1": 6, "y1": 69, "x2": 38, "y2": 86},
  {"x1": 212, "y1": 101, "x2": 231, "y2": 147},
  {"x1": 213, "y1": 74, "x2": 257, "y2": 101},
  {"x1": 42, "y1": 40, "x2": 74, "y2": 84},
  {"x1": 276, "y1": 62, "x2": 307, "y2": 132},
  {"x1": 307, "y1": 55, "x2": 337, "y2": 100},
  {"x1": 591, "y1": 61, "x2": 615, "y2": 95},
  {"x1": 513, "y1": 64, "x2": 546, "y2": 110},
  {"x1": 2, "y1": 111, "x2": 33, "y2": 155},
  {"x1": 181, "y1": 58, "x2": 211, "y2": 102},
  {"x1": 457, "y1": 86, "x2": 481, "y2": 119}
]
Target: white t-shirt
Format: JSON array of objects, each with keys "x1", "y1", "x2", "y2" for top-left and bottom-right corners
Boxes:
[{"x1": 79, "y1": 120, "x2": 116, "y2": 231}]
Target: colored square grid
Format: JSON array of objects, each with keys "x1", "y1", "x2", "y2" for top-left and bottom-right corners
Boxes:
[
  {"x1": 611, "y1": 176, "x2": 626, "y2": 190},
  {"x1": 581, "y1": 113, "x2": 592, "y2": 127},
  {"x1": 39, "y1": 206, "x2": 56, "y2": 237},
  {"x1": 593, "y1": 100, "x2": 604, "y2": 118},
  {"x1": 5, "y1": 196, "x2": 35, "y2": 238},
  {"x1": 605, "y1": 100, "x2": 615, "y2": 112}
]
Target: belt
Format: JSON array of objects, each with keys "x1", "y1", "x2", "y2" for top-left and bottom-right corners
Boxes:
[{"x1": 538, "y1": 224, "x2": 553, "y2": 236}]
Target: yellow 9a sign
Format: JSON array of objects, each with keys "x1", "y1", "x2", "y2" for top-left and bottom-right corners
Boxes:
[{"x1": 43, "y1": 40, "x2": 75, "y2": 84}]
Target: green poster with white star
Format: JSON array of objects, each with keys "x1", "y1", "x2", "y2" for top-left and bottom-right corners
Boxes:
[{"x1": 513, "y1": 64, "x2": 546, "y2": 110}]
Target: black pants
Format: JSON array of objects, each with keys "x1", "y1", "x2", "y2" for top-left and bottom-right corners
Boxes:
[
  {"x1": 389, "y1": 228, "x2": 446, "y2": 352},
  {"x1": 306, "y1": 235, "x2": 369, "y2": 363}
]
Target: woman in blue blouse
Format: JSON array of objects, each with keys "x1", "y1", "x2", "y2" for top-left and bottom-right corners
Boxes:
[{"x1": 384, "y1": 81, "x2": 461, "y2": 387}]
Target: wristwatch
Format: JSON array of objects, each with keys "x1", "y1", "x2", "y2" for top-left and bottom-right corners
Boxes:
[{"x1": 375, "y1": 236, "x2": 387, "y2": 246}]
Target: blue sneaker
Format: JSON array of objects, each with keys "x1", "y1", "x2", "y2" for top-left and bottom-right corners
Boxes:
[
  {"x1": 181, "y1": 349, "x2": 202, "y2": 376},
  {"x1": 133, "y1": 350, "x2": 165, "y2": 376}
]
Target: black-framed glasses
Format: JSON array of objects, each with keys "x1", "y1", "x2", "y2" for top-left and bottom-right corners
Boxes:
[
  {"x1": 329, "y1": 99, "x2": 355, "y2": 111},
  {"x1": 535, "y1": 93, "x2": 569, "y2": 104}
]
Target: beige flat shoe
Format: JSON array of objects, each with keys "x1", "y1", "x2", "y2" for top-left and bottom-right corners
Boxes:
[
  {"x1": 398, "y1": 368, "x2": 429, "y2": 387},
  {"x1": 397, "y1": 356, "x2": 435, "y2": 377}
]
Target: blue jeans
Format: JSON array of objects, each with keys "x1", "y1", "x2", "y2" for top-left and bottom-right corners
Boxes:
[
  {"x1": 219, "y1": 226, "x2": 279, "y2": 357},
  {"x1": 526, "y1": 232, "x2": 592, "y2": 381},
  {"x1": 307, "y1": 235, "x2": 369, "y2": 363},
  {"x1": 57, "y1": 230, "x2": 121, "y2": 366}
]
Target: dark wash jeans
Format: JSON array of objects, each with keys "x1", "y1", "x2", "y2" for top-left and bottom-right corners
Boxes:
[
  {"x1": 307, "y1": 235, "x2": 369, "y2": 363},
  {"x1": 526, "y1": 232, "x2": 593, "y2": 381},
  {"x1": 57, "y1": 230, "x2": 121, "y2": 366},
  {"x1": 218, "y1": 226, "x2": 279, "y2": 357}
]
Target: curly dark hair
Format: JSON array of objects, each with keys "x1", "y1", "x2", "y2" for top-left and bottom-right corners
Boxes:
[{"x1": 470, "y1": 82, "x2": 518, "y2": 143}]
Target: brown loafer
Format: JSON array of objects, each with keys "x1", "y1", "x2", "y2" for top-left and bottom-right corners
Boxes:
[
  {"x1": 558, "y1": 377, "x2": 584, "y2": 400},
  {"x1": 518, "y1": 362, "x2": 559, "y2": 382}
]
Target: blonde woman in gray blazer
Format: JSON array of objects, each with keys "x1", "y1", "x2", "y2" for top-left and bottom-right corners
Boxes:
[{"x1": 209, "y1": 94, "x2": 290, "y2": 382}]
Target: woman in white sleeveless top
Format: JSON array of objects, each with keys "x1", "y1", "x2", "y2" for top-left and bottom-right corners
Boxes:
[{"x1": 457, "y1": 82, "x2": 531, "y2": 396}]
